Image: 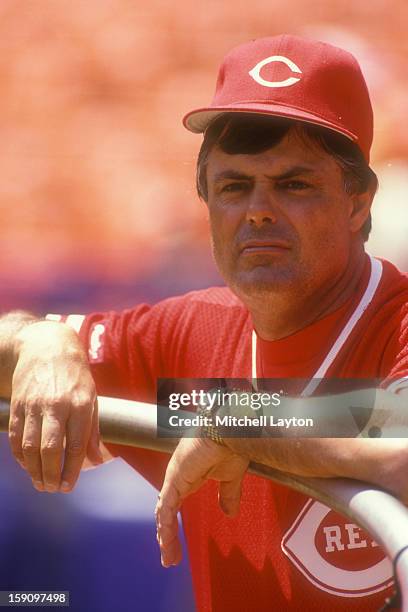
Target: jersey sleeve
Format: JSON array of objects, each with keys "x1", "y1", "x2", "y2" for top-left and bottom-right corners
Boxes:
[{"x1": 77, "y1": 305, "x2": 163, "y2": 402}]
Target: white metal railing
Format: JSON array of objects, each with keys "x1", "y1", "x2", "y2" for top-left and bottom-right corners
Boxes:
[{"x1": 0, "y1": 395, "x2": 407, "y2": 609}]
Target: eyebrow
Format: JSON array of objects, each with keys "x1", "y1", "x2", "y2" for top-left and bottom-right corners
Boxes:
[{"x1": 213, "y1": 166, "x2": 316, "y2": 183}]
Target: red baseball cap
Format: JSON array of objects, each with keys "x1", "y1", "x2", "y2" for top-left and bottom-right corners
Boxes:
[{"x1": 183, "y1": 35, "x2": 373, "y2": 162}]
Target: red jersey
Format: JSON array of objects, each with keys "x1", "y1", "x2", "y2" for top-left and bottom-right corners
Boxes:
[{"x1": 57, "y1": 255, "x2": 408, "y2": 611}]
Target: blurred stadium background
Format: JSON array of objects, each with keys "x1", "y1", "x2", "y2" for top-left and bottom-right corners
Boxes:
[{"x1": 0, "y1": 2, "x2": 407, "y2": 611}]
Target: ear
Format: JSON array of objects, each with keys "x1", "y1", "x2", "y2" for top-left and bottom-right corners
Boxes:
[{"x1": 349, "y1": 189, "x2": 375, "y2": 234}]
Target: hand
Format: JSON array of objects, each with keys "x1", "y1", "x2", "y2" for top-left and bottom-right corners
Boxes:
[
  {"x1": 8, "y1": 321, "x2": 102, "y2": 493},
  {"x1": 155, "y1": 436, "x2": 249, "y2": 567}
]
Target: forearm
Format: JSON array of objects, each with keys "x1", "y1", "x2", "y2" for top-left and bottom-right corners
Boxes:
[
  {"x1": 224, "y1": 436, "x2": 382, "y2": 480},
  {"x1": 223, "y1": 388, "x2": 408, "y2": 487},
  {"x1": 0, "y1": 311, "x2": 39, "y2": 398}
]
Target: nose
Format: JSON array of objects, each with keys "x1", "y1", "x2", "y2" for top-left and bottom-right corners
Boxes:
[{"x1": 245, "y1": 184, "x2": 278, "y2": 227}]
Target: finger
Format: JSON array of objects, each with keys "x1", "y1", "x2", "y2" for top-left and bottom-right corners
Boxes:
[
  {"x1": 156, "y1": 511, "x2": 182, "y2": 567},
  {"x1": 60, "y1": 409, "x2": 91, "y2": 493},
  {"x1": 155, "y1": 481, "x2": 183, "y2": 567},
  {"x1": 218, "y1": 456, "x2": 248, "y2": 516},
  {"x1": 159, "y1": 533, "x2": 183, "y2": 567},
  {"x1": 41, "y1": 414, "x2": 65, "y2": 492},
  {"x1": 219, "y1": 475, "x2": 244, "y2": 516},
  {"x1": 21, "y1": 406, "x2": 44, "y2": 491},
  {"x1": 86, "y1": 399, "x2": 103, "y2": 465},
  {"x1": 8, "y1": 399, "x2": 26, "y2": 469}
]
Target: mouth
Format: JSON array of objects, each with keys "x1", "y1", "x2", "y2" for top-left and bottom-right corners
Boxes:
[{"x1": 239, "y1": 239, "x2": 291, "y2": 255}]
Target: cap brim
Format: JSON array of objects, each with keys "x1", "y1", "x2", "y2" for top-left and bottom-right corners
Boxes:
[{"x1": 183, "y1": 103, "x2": 357, "y2": 144}]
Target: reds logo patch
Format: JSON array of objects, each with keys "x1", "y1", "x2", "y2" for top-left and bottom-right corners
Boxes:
[
  {"x1": 281, "y1": 500, "x2": 393, "y2": 597},
  {"x1": 248, "y1": 55, "x2": 302, "y2": 88}
]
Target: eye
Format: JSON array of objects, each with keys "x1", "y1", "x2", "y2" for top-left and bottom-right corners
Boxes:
[
  {"x1": 278, "y1": 180, "x2": 311, "y2": 191},
  {"x1": 221, "y1": 182, "x2": 248, "y2": 193}
]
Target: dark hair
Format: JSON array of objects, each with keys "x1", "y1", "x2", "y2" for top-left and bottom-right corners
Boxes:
[{"x1": 196, "y1": 114, "x2": 378, "y2": 241}]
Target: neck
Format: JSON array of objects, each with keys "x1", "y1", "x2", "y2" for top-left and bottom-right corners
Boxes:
[{"x1": 247, "y1": 251, "x2": 367, "y2": 341}]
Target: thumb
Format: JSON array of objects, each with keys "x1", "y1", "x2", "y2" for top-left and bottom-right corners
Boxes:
[
  {"x1": 86, "y1": 398, "x2": 103, "y2": 464},
  {"x1": 218, "y1": 457, "x2": 248, "y2": 516}
]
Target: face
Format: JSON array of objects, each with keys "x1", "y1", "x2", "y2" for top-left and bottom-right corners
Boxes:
[{"x1": 205, "y1": 128, "x2": 369, "y2": 305}]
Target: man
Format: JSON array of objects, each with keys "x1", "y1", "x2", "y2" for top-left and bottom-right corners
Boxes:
[{"x1": 1, "y1": 34, "x2": 408, "y2": 610}]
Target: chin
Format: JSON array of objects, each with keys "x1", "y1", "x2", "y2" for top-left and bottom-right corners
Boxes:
[{"x1": 228, "y1": 268, "x2": 298, "y2": 299}]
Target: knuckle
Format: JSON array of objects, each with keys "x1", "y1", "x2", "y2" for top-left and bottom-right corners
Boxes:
[
  {"x1": 25, "y1": 400, "x2": 42, "y2": 418},
  {"x1": 46, "y1": 397, "x2": 63, "y2": 409},
  {"x1": 22, "y1": 441, "x2": 40, "y2": 455},
  {"x1": 66, "y1": 440, "x2": 85, "y2": 456},
  {"x1": 71, "y1": 396, "x2": 94, "y2": 414},
  {"x1": 8, "y1": 430, "x2": 21, "y2": 446},
  {"x1": 84, "y1": 382, "x2": 97, "y2": 404},
  {"x1": 41, "y1": 441, "x2": 61, "y2": 455},
  {"x1": 45, "y1": 397, "x2": 68, "y2": 414},
  {"x1": 44, "y1": 395, "x2": 91, "y2": 418},
  {"x1": 8, "y1": 415, "x2": 23, "y2": 431},
  {"x1": 11, "y1": 397, "x2": 41, "y2": 418},
  {"x1": 10, "y1": 398, "x2": 25, "y2": 416}
]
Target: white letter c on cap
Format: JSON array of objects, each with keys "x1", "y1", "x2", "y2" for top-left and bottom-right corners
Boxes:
[{"x1": 249, "y1": 55, "x2": 302, "y2": 88}]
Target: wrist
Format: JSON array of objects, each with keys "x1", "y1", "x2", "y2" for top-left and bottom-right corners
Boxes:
[
  {"x1": 0, "y1": 312, "x2": 39, "y2": 398},
  {"x1": 197, "y1": 401, "x2": 226, "y2": 446},
  {"x1": 197, "y1": 389, "x2": 265, "y2": 446},
  {"x1": 16, "y1": 320, "x2": 87, "y2": 364}
]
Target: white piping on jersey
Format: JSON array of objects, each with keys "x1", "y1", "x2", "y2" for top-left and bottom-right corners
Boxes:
[
  {"x1": 251, "y1": 255, "x2": 383, "y2": 396},
  {"x1": 386, "y1": 376, "x2": 408, "y2": 394},
  {"x1": 46, "y1": 313, "x2": 85, "y2": 333},
  {"x1": 65, "y1": 314, "x2": 86, "y2": 333},
  {"x1": 45, "y1": 313, "x2": 62, "y2": 322}
]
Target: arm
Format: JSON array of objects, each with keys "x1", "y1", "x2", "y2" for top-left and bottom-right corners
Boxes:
[
  {"x1": 0, "y1": 311, "x2": 38, "y2": 398},
  {"x1": 0, "y1": 311, "x2": 102, "y2": 493},
  {"x1": 224, "y1": 387, "x2": 408, "y2": 480},
  {"x1": 155, "y1": 388, "x2": 408, "y2": 567}
]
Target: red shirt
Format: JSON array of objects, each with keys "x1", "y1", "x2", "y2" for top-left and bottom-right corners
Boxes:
[{"x1": 59, "y1": 255, "x2": 408, "y2": 611}]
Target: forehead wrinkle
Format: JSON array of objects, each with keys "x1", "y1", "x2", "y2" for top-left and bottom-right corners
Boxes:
[
  {"x1": 213, "y1": 169, "x2": 252, "y2": 183},
  {"x1": 265, "y1": 166, "x2": 316, "y2": 180},
  {"x1": 212, "y1": 165, "x2": 319, "y2": 184}
]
